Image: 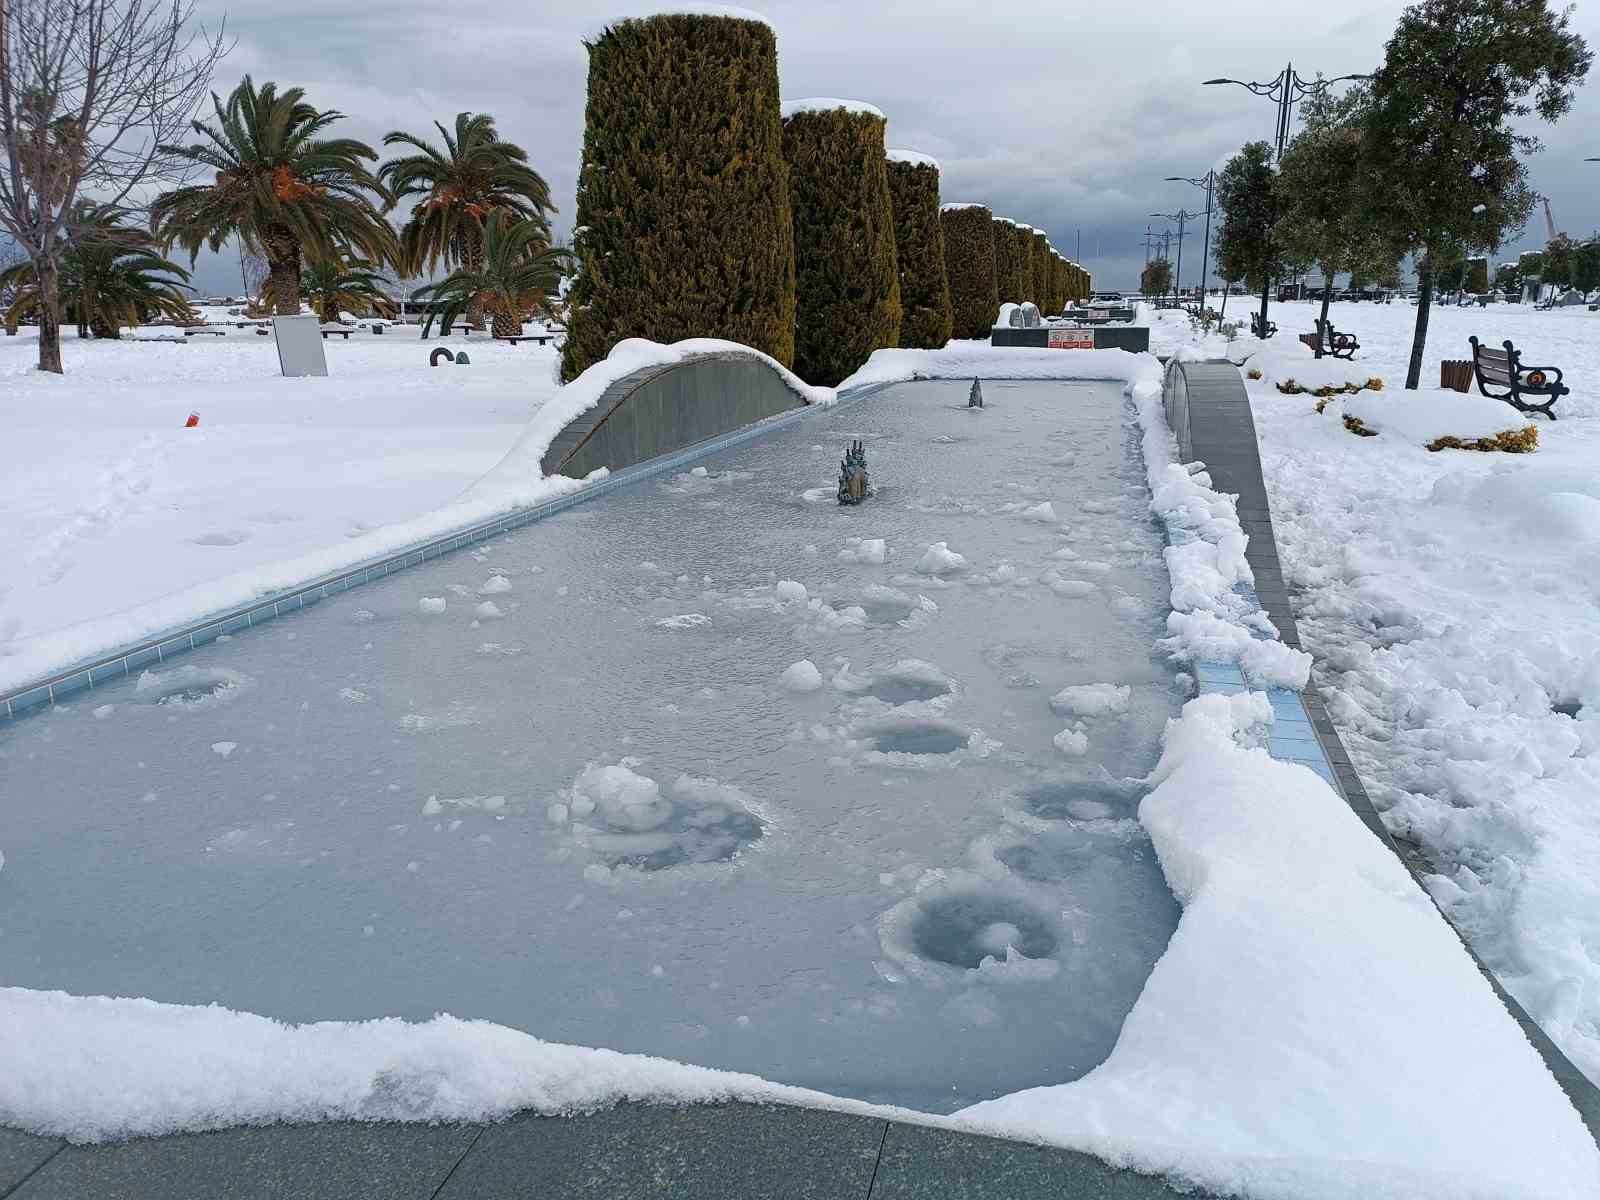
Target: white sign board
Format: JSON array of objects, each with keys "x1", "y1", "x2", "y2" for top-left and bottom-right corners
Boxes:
[
  {"x1": 1089, "y1": 308, "x2": 1111, "y2": 321},
  {"x1": 273, "y1": 313, "x2": 329, "y2": 378},
  {"x1": 1048, "y1": 327, "x2": 1095, "y2": 350}
]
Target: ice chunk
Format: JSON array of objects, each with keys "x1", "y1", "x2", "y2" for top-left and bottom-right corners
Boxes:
[
  {"x1": 654, "y1": 613, "x2": 711, "y2": 630},
  {"x1": 565, "y1": 760, "x2": 672, "y2": 831},
  {"x1": 774, "y1": 580, "x2": 808, "y2": 604},
  {"x1": 1022, "y1": 502, "x2": 1057, "y2": 524},
  {"x1": 475, "y1": 601, "x2": 504, "y2": 619},
  {"x1": 1052, "y1": 727, "x2": 1089, "y2": 755},
  {"x1": 690, "y1": 466, "x2": 709, "y2": 478},
  {"x1": 211, "y1": 741, "x2": 238, "y2": 759},
  {"x1": 478, "y1": 575, "x2": 512, "y2": 596},
  {"x1": 1050, "y1": 683, "x2": 1131, "y2": 718},
  {"x1": 914, "y1": 542, "x2": 967, "y2": 576},
  {"x1": 418, "y1": 597, "x2": 447, "y2": 615},
  {"x1": 838, "y1": 537, "x2": 888, "y2": 565},
  {"x1": 93, "y1": 704, "x2": 115, "y2": 720},
  {"x1": 780, "y1": 660, "x2": 824, "y2": 693}
]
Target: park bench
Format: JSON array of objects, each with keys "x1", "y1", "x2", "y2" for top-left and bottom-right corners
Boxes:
[
  {"x1": 1469, "y1": 336, "x2": 1568, "y2": 420},
  {"x1": 182, "y1": 328, "x2": 224, "y2": 337},
  {"x1": 320, "y1": 326, "x2": 352, "y2": 340},
  {"x1": 495, "y1": 333, "x2": 555, "y2": 345},
  {"x1": 1312, "y1": 318, "x2": 1359, "y2": 360},
  {"x1": 1250, "y1": 312, "x2": 1277, "y2": 339}
]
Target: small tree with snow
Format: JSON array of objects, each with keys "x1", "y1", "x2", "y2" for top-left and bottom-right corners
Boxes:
[
  {"x1": 885, "y1": 154, "x2": 952, "y2": 349},
  {"x1": 1140, "y1": 257, "x2": 1172, "y2": 298},
  {"x1": 940, "y1": 203, "x2": 997, "y2": 338},
  {"x1": 1214, "y1": 141, "x2": 1286, "y2": 333},
  {"x1": 1360, "y1": 0, "x2": 1590, "y2": 388},
  {"x1": 783, "y1": 100, "x2": 901, "y2": 386}
]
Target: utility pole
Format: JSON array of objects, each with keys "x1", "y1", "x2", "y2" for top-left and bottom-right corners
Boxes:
[
  {"x1": 1203, "y1": 63, "x2": 1370, "y2": 333},
  {"x1": 1166, "y1": 171, "x2": 1216, "y2": 303},
  {"x1": 1152, "y1": 210, "x2": 1203, "y2": 301}
]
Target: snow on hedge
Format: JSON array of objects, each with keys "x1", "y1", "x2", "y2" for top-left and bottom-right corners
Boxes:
[
  {"x1": 780, "y1": 97, "x2": 885, "y2": 120},
  {"x1": 957, "y1": 692, "x2": 1600, "y2": 1199},
  {"x1": 1339, "y1": 389, "x2": 1532, "y2": 445},
  {"x1": 886, "y1": 148, "x2": 940, "y2": 170},
  {"x1": 939, "y1": 201, "x2": 986, "y2": 212}
]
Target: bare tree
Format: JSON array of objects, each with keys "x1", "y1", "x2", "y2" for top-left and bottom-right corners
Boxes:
[{"x1": 0, "y1": 0, "x2": 227, "y2": 373}]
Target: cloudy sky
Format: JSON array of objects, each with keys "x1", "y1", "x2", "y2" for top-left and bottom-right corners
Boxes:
[{"x1": 179, "y1": 0, "x2": 1600, "y2": 295}]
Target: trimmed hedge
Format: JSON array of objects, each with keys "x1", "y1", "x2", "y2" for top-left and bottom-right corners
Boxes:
[
  {"x1": 886, "y1": 157, "x2": 953, "y2": 349},
  {"x1": 1049, "y1": 255, "x2": 1066, "y2": 313},
  {"x1": 1031, "y1": 231, "x2": 1050, "y2": 311},
  {"x1": 992, "y1": 218, "x2": 1024, "y2": 303},
  {"x1": 784, "y1": 104, "x2": 901, "y2": 386},
  {"x1": 941, "y1": 204, "x2": 997, "y2": 338},
  {"x1": 561, "y1": 13, "x2": 795, "y2": 381},
  {"x1": 1014, "y1": 225, "x2": 1036, "y2": 303}
]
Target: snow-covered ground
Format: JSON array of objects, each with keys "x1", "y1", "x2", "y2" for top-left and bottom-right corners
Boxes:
[
  {"x1": 0, "y1": 315, "x2": 557, "y2": 667},
  {"x1": 1154, "y1": 297, "x2": 1600, "y2": 1087}
]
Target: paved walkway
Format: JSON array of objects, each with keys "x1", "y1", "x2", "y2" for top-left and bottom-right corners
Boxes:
[{"x1": 0, "y1": 1104, "x2": 1206, "y2": 1199}]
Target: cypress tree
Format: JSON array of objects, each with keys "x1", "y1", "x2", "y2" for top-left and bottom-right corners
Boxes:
[
  {"x1": 561, "y1": 13, "x2": 796, "y2": 382},
  {"x1": 992, "y1": 218, "x2": 1024, "y2": 302},
  {"x1": 1050, "y1": 255, "x2": 1067, "y2": 312},
  {"x1": 783, "y1": 99, "x2": 901, "y2": 386},
  {"x1": 1014, "y1": 225, "x2": 1036, "y2": 303},
  {"x1": 1030, "y1": 231, "x2": 1050, "y2": 310},
  {"x1": 885, "y1": 151, "x2": 953, "y2": 349},
  {"x1": 940, "y1": 203, "x2": 997, "y2": 338}
]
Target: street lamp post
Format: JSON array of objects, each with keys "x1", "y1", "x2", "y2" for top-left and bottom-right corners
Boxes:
[
  {"x1": 1203, "y1": 63, "x2": 1370, "y2": 334},
  {"x1": 1151, "y1": 211, "x2": 1200, "y2": 302},
  {"x1": 1166, "y1": 172, "x2": 1216, "y2": 306}
]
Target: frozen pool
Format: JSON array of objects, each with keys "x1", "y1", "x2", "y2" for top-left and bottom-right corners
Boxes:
[{"x1": 0, "y1": 379, "x2": 1184, "y2": 1112}]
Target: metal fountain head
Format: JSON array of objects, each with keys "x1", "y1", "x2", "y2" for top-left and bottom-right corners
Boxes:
[{"x1": 837, "y1": 439, "x2": 870, "y2": 506}]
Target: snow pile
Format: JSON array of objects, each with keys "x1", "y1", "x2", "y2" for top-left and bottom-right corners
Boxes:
[
  {"x1": 781, "y1": 97, "x2": 885, "y2": 120},
  {"x1": 1339, "y1": 389, "x2": 1531, "y2": 445},
  {"x1": 1049, "y1": 683, "x2": 1130, "y2": 718},
  {"x1": 1244, "y1": 340, "x2": 1379, "y2": 391},
  {"x1": 471, "y1": 338, "x2": 833, "y2": 493},
  {"x1": 958, "y1": 693, "x2": 1600, "y2": 1200},
  {"x1": 887, "y1": 149, "x2": 940, "y2": 170},
  {"x1": 0, "y1": 987, "x2": 888, "y2": 1145},
  {"x1": 779, "y1": 659, "x2": 823, "y2": 693},
  {"x1": 914, "y1": 541, "x2": 967, "y2": 576},
  {"x1": 840, "y1": 344, "x2": 1151, "y2": 392}
]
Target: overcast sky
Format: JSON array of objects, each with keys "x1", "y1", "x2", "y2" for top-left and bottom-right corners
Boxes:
[{"x1": 179, "y1": 0, "x2": 1600, "y2": 295}]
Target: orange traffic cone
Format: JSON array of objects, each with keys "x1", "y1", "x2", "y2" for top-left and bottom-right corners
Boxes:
[{"x1": 184, "y1": 412, "x2": 199, "y2": 428}]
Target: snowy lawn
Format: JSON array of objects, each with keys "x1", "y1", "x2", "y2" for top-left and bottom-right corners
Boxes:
[
  {"x1": 1158, "y1": 298, "x2": 1600, "y2": 1087},
  {"x1": 0, "y1": 322, "x2": 560, "y2": 685}
]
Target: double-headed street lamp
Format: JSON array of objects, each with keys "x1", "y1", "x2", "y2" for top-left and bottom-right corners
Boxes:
[
  {"x1": 1165, "y1": 171, "x2": 1215, "y2": 303},
  {"x1": 1150, "y1": 210, "x2": 1202, "y2": 301},
  {"x1": 1203, "y1": 63, "x2": 1370, "y2": 331}
]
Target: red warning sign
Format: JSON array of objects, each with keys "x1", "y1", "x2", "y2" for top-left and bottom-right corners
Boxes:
[{"x1": 1048, "y1": 327, "x2": 1095, "y2": 350}]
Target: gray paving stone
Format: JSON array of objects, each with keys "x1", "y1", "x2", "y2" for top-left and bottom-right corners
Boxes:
[
  {"x1": 12, "y1": 1121, "x2": 479, "y2": 1200},
  {"x1": 0, "y1": 1127, "x2": 62, "y2": 1196},
  {"x1": 869, "y1": 1122, "x2": 1211, "y2": 1199},
  {"x1": 434, "y1": 1103, "x2": 885, "y2": 1200}
]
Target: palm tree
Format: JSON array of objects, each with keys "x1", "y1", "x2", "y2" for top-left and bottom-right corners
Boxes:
[
  {"x1": 380, "y1": 112, "x2": 554, "y2": 327},
  {"x1": 268, "y1": 256, "x2": 396, "y2": 324},
  {"x1": 150, "y1": 77, "x2": 396, "y2": 316},
  {"x1": 413, "y1": 212, "x2": 568, "y2": 339},
  {"x1": 2, "y1": 204, "x2": 193, "y2": 339}
]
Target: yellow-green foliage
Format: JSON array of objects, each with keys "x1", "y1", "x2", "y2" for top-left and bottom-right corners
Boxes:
[
  {"x1": 1427, "y1": 426, "x2": 1539, "y2": 453},
  {"x1": 1246, "y1": 367, "x2": 1263, "y2": 380},
  {"x1": 940, "y1": 204, "x2": 997, "y2": 338},
  {"x1": 562, "y1": 13, "x2": 795, "y2": 381},
  {"x1": 885, "y1": 157, "x2": 953, "y2": 349},
  {"x1": 1343, "y1": 415, "x2": 1378, "y2": 437},
  {"x1": 784, "y1": 105, "x2": 902, "y2": 386}
]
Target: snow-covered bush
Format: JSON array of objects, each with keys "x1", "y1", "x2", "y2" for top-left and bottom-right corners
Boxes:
[
  {"x1": 561, "y1": 12, "x2": 796, "y2": 381},
  {"x1": 1333, "y1": 389, "x2": 1539, "y2": 452},
  {"x1": 783, "y1": 100, "x2": 901, "y2": 385},
  {"x1": 939, "y1": 203, "x2": 997, "y2": 338},
  {"x1": 886, "y1": 153, "x2": 953, "y2": 349}
]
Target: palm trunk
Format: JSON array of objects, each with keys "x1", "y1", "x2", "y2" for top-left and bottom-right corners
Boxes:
[
  {"x1": 491, "y1": 305, "x2": 520, "y2": 339},
  {"x1": 268, "y1": 241, "x2": 302, "y2": 316},
  {"x1": 1406, "y1": 261, "x2": 1432, "y2": 391},
  {"x1": 37, "y1": 254, "x2": 64, "y2": 374},
  {"x1": 464, "y1": 227, "x2": 486, "y2": 330},
  {"x1": 1316, "y1": 269, "x2": 1334, "y2": 358}
]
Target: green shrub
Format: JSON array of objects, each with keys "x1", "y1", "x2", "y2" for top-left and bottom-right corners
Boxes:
[
  {"x1": 561, "y1": 13, "x2": 795, "y2": 381},
  {"x1": 1030, "y1": 231, "x2": 1050, "y2": 310},
  {"x1": 886, "y1": 153, "x2": 952, "y2": 349},
  {"x1": 992, "y1": 217, "x2": 1024, "y2": 303},
  {"x1": 940, "y1": 203, "x2": 997, "y2": 338},
  {"x1": 784, "y1": 101, "x2": 901, "y2": 386},
  {"x1": 1013, "y1": 225, "x2": 1036, "y2": 303}
]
